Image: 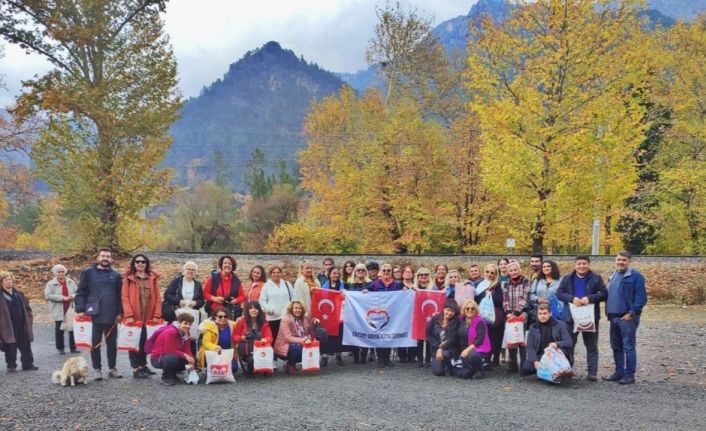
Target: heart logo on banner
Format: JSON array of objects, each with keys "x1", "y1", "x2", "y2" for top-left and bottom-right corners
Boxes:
[{"x1": 366, "y1": 308, "x2": 390, "y2": 330}]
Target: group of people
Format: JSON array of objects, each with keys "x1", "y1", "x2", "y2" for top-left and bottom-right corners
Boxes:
[{"x1": 0, "y1": 249, "x2": 647, "y2": 386}]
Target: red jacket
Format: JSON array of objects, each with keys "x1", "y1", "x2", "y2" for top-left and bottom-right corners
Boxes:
[
  {"x1": 149, "y1": 323, "x2": 192, "y2": 359},
  {"x1": 203, "y1": 273, "x2": 245, "y2": 313},
  {"x1": 232, "y1": 317, "x2": 273, "y2": 356},
  {"x1": 121, "y1": 270, "x2": 162, "y2": 323}
]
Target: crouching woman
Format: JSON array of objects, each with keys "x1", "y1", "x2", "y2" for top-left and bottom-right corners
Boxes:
[
  {"x1": 148, "y1": 312, "x2": 195, "y2": 385},
  {"x1": 233, "y1": 301, "x2": 273, "y2": 375},
  {"x1": 273, "y1": 300, "x2": 320, "y2": 375},
  {"x1": 426, "y1": 300, "x2": 461, "y2": 377},
  {"x1": 456, "y1": 300, "x2": 492, "y2": 379}
]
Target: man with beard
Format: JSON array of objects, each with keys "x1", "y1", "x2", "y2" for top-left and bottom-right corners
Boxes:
[
  {"x1": 529, "y1": 254, "x2": 543, "y2": 282},
  {"x1": 75, "y1": 248, "x2": 123, "y2": 381}
]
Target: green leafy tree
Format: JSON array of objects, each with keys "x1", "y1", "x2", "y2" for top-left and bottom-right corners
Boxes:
[{"x1": 0, "y1": 0, "x2": 182, "y2": 252}]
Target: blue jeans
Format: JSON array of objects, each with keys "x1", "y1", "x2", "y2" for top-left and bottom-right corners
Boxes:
[
  {"x1": 610, "y1": 316, "x2": 639, "y2": 377},
  {"x1": 287, "y1": 344, "x2": 303, "y2": 365}
]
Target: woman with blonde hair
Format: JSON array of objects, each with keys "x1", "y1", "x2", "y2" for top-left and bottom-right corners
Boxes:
[
  {"x1": 475, "y1": 263, "x2": 505, "y2": 368},
  {"x1": 293, "y1": 261, "x2": 320, "y2": 313},
  {"x1": 273, "y1": 300, "x2": 321, "y2": 375},
  {"x1": 445, "y1": 269, "x2": 463, "y2": 300},
  {"x1": 414, "y1": 267, "x2": 433, "y2": 290},
  {"x1": 457, "y1": 299, "x2": 492, "y2": 379},
  {"x1": 413, "y1": 267, "x2": 433, "y2": 367}
]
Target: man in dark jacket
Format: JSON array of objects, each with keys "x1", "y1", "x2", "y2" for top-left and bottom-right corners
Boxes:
[
  {"x1": 603, "y1": 251, "x2": 647, "y2": 385},
  {"x1": 556, "y1": 255, "x2": 607, "y2": 381},
  {"x1": 522, "y1": 303, "x2": 573, "y2": 375},
  {"x1": 75, "y1": 248, "x2": 123, "y2": 380}
]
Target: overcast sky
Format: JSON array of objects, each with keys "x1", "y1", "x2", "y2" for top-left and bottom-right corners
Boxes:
[{"x1": 0, "y1": 0, "x2": 475, "y2": 106}]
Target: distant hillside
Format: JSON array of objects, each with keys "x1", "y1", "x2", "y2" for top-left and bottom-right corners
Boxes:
[
  {"x1": 340, "y1": 0, "x2": 701, "y2": 92},
  {"x1": 167, "y1": 41, "x2": 345, "y2": 191}
]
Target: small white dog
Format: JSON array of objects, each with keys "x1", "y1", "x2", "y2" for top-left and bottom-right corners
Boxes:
[{"x1": 51, "y1": 356, "x2": 90, "y2": 387}]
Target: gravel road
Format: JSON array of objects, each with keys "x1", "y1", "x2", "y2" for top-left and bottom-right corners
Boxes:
[{"x1": 0, "y1": 304, "x2": 704, "y2": 431}]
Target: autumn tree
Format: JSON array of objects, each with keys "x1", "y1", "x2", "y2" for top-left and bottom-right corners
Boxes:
[
  {"x1": 651, "y1": 16, "x2": 706, "y2": 253},
  {"x1": 0, "y1": 0, "x2": 182, "y2": 252},
  {"x1": 466, "y1": 0, "x2": 650, "y2": 253}
]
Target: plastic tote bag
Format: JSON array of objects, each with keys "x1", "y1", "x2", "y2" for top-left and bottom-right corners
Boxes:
[
  {"x1": 454, "y1": 283, "x2": 476, "y2": 309},
  {"x1": 73, "y1": 315, "x2": 93, "y2": 349},
  {"x1": 569, "y1": 304, "x2": 596, "y2": 333},
  {"x1": 205, "y1": 348, "x2": 236, "y2": 384},
  {"x1": 537, "y1": 345, "x2": 573, "y2": 384},
  {"x1": 301, "y1": 340, "x2": 320, "y2": 372},
  {"x1": 184, "y1": 368, "x2": 200, "y2": 385},
  {"x1": 175, "y1": 308, "x2": 201, "y2": 340},
  {"x1": 117, "y1": 321, "x2": 142, "y2": 352},
  {"x1": 503, "y1": 315, "x2": 525, "y2": 348},
  {"x1": 479, "y1": 294, "x2": 495, "y2": 324},
  {"x1": 145, "y1": 320, "x2": 167, "y2": 339},
  {"x1": 253, "y1": 340, "x2": 274, "y2": 374}
]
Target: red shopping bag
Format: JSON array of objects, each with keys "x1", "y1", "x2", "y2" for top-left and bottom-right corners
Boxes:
[
  {"x1": 117, "y1": 321, "x2": 142, "y2": 351},
  {"x1": 253, "y1": 340, "x2": 274, "y2": 374},
  {"x1": 302, "y1": 340, "x2": 320, "y2": 373},
  {"x1": 73, "y1": 315, "x2": 93, "y2": 349}
]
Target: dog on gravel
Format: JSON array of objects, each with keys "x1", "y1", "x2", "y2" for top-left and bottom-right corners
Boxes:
[{"x1": 51, "y1": 356, "x2": 90, "y2": 387}]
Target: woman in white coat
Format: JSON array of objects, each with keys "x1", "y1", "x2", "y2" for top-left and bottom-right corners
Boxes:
[{"x1": 44, "y1": 264, "x2": 78, "y2": 354}]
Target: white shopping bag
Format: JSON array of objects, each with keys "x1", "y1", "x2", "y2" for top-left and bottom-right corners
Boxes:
[
  {"x1": 503, "y1": 315, "x2": 525, "y2": 348},
  {"x1": 253, "y1": 340, "x2": 274, "y2": 374},
  {"x1": 301, "y1": 340, "x2": 320, "y2": 372},
  {"x1": 569, "y1": 304, "x2": 596, "y2": 333},
  {"x1": 117, "y1": 322, "x2": 142, "y2": 352},
  {"x1": 175, "y1": 308, "x2": 201, "y2": 340},
  {"x1": 537, "y1": 345, "x2": 573, "y2": 384},
  {"x1": 145, "y1": 320, "x2": 167, "y2": 339},
  {"x1": 184, "y1": 368, "x2": 200, "y2": 385},
  {"x1": 479, "y1": 294, "x2": 495, "y2": 324},
  {"x1": 73, "y1": 315, "x2": 93, "y2": 349},
  {"x1": 205, "y1": 348, "x2": 235, "y2": 384}
]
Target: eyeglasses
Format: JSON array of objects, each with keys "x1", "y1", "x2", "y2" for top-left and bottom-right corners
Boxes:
[
  {"x1": 135, "y1": 261, "x2": 146, "y2": 264},
  {"x1": 419, "y1": 274, "x2": 430, "y2": 277},
  {"x1": 464, "y1": 307, "x2": 472, "y2": 311},
  {"x1": 485, "y1": 271, "x2": 496, "y2": 274},
  {"x1": 216, "y1": 315, "x2": 227, "y2": 319},
  {"x1": 355, "y1": 269, "x2": 366, "y2": 272}
]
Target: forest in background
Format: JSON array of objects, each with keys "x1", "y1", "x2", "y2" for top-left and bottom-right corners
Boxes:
[{"x1": 0, "y1": 0, "x2": 704, "y2": 256}]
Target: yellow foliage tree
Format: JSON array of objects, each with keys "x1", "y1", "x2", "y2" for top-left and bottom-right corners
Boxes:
[{"x1": 466, "y1": 0, "x2": 650, "y2": 253}]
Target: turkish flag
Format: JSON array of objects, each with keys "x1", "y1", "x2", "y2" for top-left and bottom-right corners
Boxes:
[
  {"x1": 412, "y1": 290, "x2": 447, "y2": 340},
  {"x1": 310, "y1": 288, "x2": 344, "y2": 336}
]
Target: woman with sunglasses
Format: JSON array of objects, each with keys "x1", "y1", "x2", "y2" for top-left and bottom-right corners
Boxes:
[
  {"x1": 528, "y1": 260, "x2": 562, "y2": 326},
  {"x1": 197, "y1": 306, "x2": 238, "y2": 372},
  {"x1": 475, "y1": 263, "x2": 505, "y2": 368},
  {"x1": 347, "y1": 264, "x2": 372, "y2": 364},
  {"x1": 233, "y1": 301, "x2": 273, "y2": 375},
  {"x1": 370, "y1": 263, "x2": 403, "y2": 368},
  {"x1": 121, "y1": 254, "x2": 162, "y2": 379},
  {"x1": 457, "y1": 299, "x2": 492, "y2": 379},
  {"x1": 413, "y1": 267, "x2": 434, "y2": 367}
]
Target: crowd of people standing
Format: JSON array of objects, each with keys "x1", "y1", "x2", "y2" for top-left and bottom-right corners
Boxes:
[{"x1": 0, "y1": 250, "x2": 647, "y2": 387}]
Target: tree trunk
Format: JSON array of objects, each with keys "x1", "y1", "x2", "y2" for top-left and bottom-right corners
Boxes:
[{"x1": 604, "y1": 211, "x2": 612, "y2": 255}]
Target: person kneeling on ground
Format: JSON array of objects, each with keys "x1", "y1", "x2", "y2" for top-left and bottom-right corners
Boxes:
[
  {"x1": 197, "y1": 306, "x2": 238, "y2": 372},
  {"x1": 149, "y1": 312, "x2": 195, "y2": 386},
  {"x1": 273, "y1": 300, "x2": 321, "y2": 375},
  {"x1": 456, "y1": 300, "x2": 492, "y2": 379},
  {"x1": 521, "y1": 303, "x2": 573, "y2": 376},
  {"x1": 233, "y1": 301, "x2": 273, "y2": 375},
  {"x1": 427, "y1": 300, "x2": 461, "y2": 377}
]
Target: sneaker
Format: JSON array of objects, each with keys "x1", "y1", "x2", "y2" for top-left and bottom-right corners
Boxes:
[
  {"x1": 619, "y1": 376, "x2": 636, "y2": 385},
  {"x1": 58, "y1": 350, "x2": 66, "y2": 355},
  {"x1": 21, "y1": 365, "x2": 39, "y2": 371},
  {"x1": 602, "y1": 373, "x2": 624, "y2": 382},
  {"x1": 93, "y1": 369, "x2": 104, "y2": 381},
  {"x1": 70, "y1": 349, "x2": 80, "y2": 354},
  {"x1": 6, "y1": 367, "x2": 17, "y2": 373},
  {"x1": 161, "y1": 377, "x2": 177, "y2": 386},
  {"x1": 587, "y1": 374, "x2": 598, "y2": 382},
  {"x1": 284, "y1": 364, "x2": 297, "y2": 375},
  {"x1": 133, "y1": 368, "x2": 150, "y2": 379},
  {"x1": 320, "y1": 355, "x2": 329, "y2": 367},
  {"x1": 143, "y1": 367, "x2": 157, "y2": 375},
  {"x1": 108, "y1": 369, "x2": 123, "y2": 379}
]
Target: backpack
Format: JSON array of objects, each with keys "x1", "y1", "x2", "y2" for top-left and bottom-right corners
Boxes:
[{"x1": 144, "y1": 325, "x2": 171, "y2": 355}]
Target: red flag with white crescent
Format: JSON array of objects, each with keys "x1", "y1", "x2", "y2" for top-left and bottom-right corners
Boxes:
[
  {"x1": 412, "y1": 290, "x2": 447, "y2": 340},
  {"x1": 310, "y1": 288, "x2": 344, "y2": 336}
]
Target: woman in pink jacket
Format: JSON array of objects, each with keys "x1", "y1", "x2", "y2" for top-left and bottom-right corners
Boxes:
[{"x1": 273, "y1": 300, "x2": 320, "y2": 375}]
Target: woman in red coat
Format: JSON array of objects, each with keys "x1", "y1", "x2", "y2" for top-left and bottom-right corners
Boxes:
[
  {"x1": 121, "y1": 254, "x2": 162, "y2": 379},
  {"x1": 233, "y1": 301, "x2": 273, "y2": 375}
]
